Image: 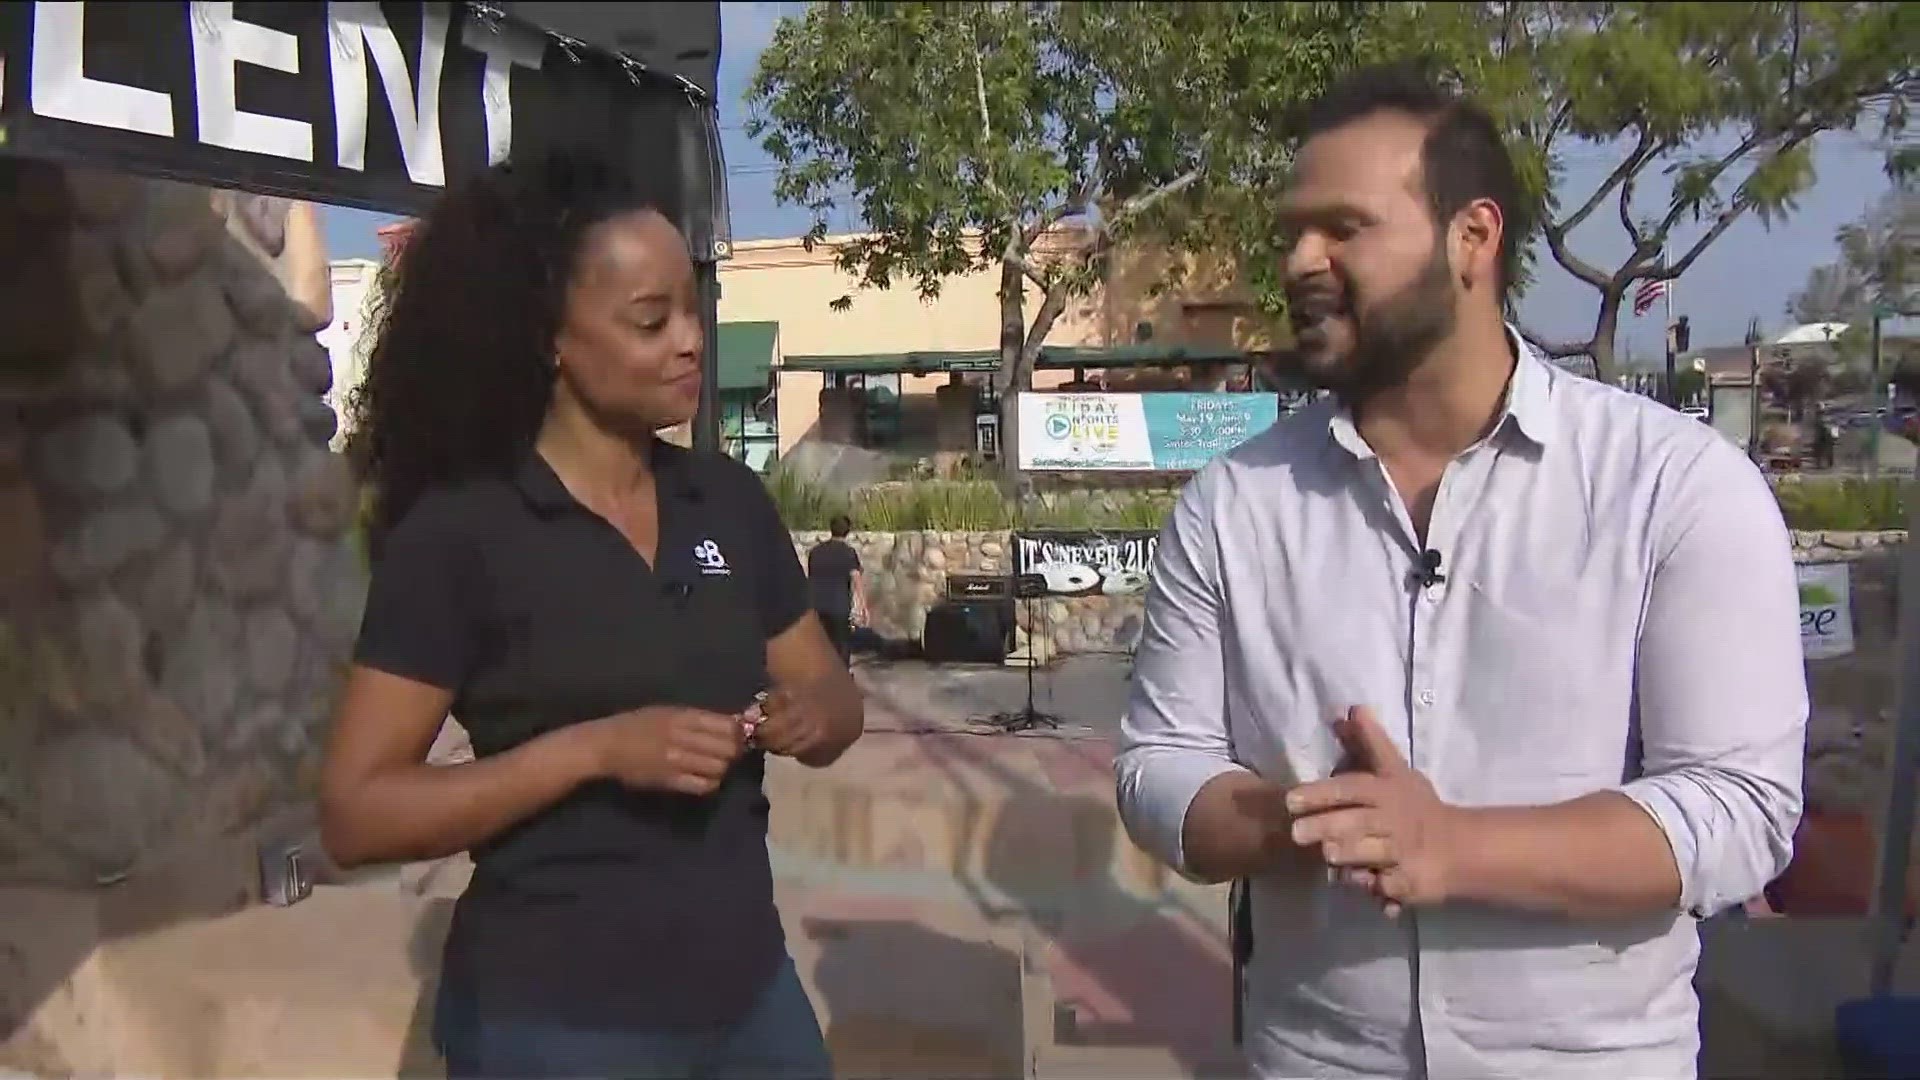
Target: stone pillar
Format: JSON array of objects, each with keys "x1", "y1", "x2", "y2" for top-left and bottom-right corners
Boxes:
[
  {"x1": 934, "y1": 383, "x2": 978, "y2": 453},
  {"x1": 818, "y1": 385, "x2": 859, "y2": 444},
  {"x1": 0, "y1": 161, "x2": 364, "y2": 890}
]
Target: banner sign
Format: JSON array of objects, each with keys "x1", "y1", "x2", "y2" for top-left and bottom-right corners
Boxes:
[
  {"x1": 1016, "y1": 392, "x2": 1279, "y2": 471},
  {"x1": 0, "y1": 2, "x2": 698, "y2": 215},
  {"x1": 1014, "y1": 529, "x2": 1159, "y2": 597},
  {"x1": 1798, "y1": 562, "x2": 1855, "y2": 660}
]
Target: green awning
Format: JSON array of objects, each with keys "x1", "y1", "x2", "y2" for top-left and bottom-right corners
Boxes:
[
  {"x1": 781, "y1": 349, "x2": 1000, "y2": 374},
  {"x1": 717, "y1": 321, "x2": 779, "y2": 390},
  {"x1": 778, "y1": 343, "x2": 1256, "y2": 376},
  {"x1": 1036, "y1": 344, "x2": 1249, "y2": 368}
]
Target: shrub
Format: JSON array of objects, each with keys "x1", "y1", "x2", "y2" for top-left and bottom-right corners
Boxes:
[
  {"x1": 1773, "y1": 477, "x2": 1908, "y2": 532},
  {"x1": 762, "y1": 468, "x2": 1176, "y2": 532}
]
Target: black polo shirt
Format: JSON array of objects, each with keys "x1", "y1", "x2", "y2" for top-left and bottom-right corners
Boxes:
[{"x1": 353, "y1": 441, "x2": 809, "y2": 1030}]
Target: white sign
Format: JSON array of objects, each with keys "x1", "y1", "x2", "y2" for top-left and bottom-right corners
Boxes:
[
  {"x1": 1798, "y1": 562, "x2": 1855, "y2": 659},
  {"x1": 1015, "y1": 393, "x2": 1153, "y2": 471}
]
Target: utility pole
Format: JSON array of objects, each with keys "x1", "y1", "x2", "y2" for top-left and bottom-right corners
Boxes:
[
  {"x1": 1870, "y1": 302, "x2": 1889, "y2": 479},
  {"x1": 1745, "y1": 317, "x2": 1763, "y2": 463}
]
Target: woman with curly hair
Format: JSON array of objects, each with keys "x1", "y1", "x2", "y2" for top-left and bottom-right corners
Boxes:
[{"x1": 322, "y1": 155, "x2": 861, "y2": 1079}]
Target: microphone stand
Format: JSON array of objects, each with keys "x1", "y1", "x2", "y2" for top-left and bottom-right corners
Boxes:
[{"x1": 987, "y1": 574, "x2": 1062, "y2": 734}]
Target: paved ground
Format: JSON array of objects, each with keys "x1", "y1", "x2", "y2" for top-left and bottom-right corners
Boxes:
[
  {"x1": 769, "y1": 657, "x2": 1238, "y2": 1067},
  {"x1": 853, "y1": 655, "x2": 1134, "y2": 737}
]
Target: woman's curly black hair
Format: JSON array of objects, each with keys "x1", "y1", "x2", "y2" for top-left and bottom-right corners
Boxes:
[{"x1": 345, "y1": 154, "x2": 681, "y2": 545}]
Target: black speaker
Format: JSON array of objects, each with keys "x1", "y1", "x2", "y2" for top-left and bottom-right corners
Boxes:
[
  {"x1": 922, "y1": 600, "x2": 1011, "y2": 664},
  {"x1": 946, "y1": 573, "x2": 1012, "y2": 601}
]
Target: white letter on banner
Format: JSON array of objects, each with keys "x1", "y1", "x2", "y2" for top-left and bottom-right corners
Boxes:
[
  {"x1": 461, "y1": 18, "x2": 542, "y2": 165},
  {"x1": 190, "y1": 2, "x2": 313, "y2": 160},
  {"x1": 327, "y1": 1, "x2": 447, "y2": 185},
  {"x1": 30, "y1": 1, "x2": 174, "y2": 136}
]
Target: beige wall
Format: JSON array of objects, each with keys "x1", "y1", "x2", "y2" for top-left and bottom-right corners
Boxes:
[
  {"x1": 717, "y1": 235, "x2": 1104, "y2": 355},
  {"x1": 717, "y1": 231, "x2": 1279, "y2": 357},
  {"x1": 719, "y1": 232, "x2": 1279, "y2": 453}
]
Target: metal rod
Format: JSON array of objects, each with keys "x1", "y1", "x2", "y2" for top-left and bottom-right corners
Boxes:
[
  {"x1": 694, "y1": 263, "x2": 721, "y2": 454},
  {"x1": 1871, "y1": 311, "x2": 1886, "y2": 480},
  {"x1": 1870, "y1": 476, "x2": 1920, "y2": 996}
]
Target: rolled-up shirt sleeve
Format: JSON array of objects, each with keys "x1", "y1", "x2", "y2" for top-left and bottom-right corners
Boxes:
[
  {"x1": 1115, "y1": 470, "x2": 1246, "y2": 875},
  {"x1": 1619, "y1": 437, "x2": 1807, "y2": 918}
]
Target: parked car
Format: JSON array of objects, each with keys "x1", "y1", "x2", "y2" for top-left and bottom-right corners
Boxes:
[{"x1": 1680, "y1": 406, "x2": 1709, "y2": 422}]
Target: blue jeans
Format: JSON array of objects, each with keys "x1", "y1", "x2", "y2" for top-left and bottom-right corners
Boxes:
[{"x1": 435, "y1": 957, "x2": 832, "y2": 1079}]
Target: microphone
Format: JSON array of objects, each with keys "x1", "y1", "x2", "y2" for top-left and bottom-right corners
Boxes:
[
  {"x1": 664, "y1": 581, "x2": 692, "y2": 606},
  {"x1": 1415, "y1": 549, "x2": 1445, "y2": 589}
]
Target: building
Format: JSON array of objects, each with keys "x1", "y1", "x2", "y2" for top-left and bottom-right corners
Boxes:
[
  {"x1": 716, "y1": 230, "x2": 1283, "y2": 468},
  {"x1": 315, "y1": 258, "x2": 382, "y2": 450},
  {"x1": 318, "y1": 227, "x2": 1285, "y2": 470}
]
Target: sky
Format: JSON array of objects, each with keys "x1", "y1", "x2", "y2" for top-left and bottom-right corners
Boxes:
[{"x1": 321, "y1": 1, "x2": 1904, "y2": 366}]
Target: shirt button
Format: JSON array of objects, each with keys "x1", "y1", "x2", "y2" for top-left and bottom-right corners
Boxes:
[{"x1": 1418, "y1": 689, "x2": 1436, "y2": 707}]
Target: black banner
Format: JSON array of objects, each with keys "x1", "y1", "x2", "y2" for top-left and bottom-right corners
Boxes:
[
  {"x1": 0, "y1": 2, "x2": 716, "y2": 222},
  {"x1": 1013, "y1": 529, "x2": 1160, "y2": 598}
]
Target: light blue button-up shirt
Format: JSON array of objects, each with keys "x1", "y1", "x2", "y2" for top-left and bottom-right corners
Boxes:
[{"x1": 1115, "y1": 337, "x2": 1807, "y2": 1079}]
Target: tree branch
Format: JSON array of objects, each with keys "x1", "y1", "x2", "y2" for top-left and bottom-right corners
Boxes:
[
  {"x1": 1645, "y1": 128, "x2": 1768, "y2": 248},
  {"x1": 1540, "y1": 221, "x2": 1611, "y2": 291},
  {"x1": 1515, "y1": 322, "x2": 1591, "y2": 360},
  {"x1": 1539, "y1": 99, "x2": 1574, "y2": 158},
  {"x1": 1023, "y1": 285, "x2": 1074, "y2": 363},
  {"x1": 1098, "y1": 159, "x2": 1206, "y2": 241},
  {"x1": 1554, "y1": 124, "x2": 1653, "y2": 238},
  {"x1": 1653, "y1": 129, "x2": 1820, "y2": 282},
  {"x1": 1618, "y1": 161, "x2": 1648, "y2": 255},
  {"x1": 1543, "y1": 124, "x2": 1660, "y2": 292}
]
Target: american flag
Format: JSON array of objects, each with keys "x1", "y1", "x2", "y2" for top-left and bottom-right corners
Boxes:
[{"x1": 1632, "y1": 277, "x2": 1669, "y2": 317}]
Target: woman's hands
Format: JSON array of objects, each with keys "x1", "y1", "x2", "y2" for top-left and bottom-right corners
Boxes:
[
  {"x1": 587, "y1": 669, "x2": 863, "y2": 795},
  {"x1": 588, "y1": 706, "x2": 747, "y2": 796}
]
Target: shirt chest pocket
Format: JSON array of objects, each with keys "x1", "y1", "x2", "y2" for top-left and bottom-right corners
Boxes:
[{"x1": 1454, "y1": 562, "x2": 1642, "y2": 796}]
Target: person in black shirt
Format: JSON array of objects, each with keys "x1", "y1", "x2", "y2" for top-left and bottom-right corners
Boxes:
[
  {"x1": 320, "y1": 155, "x2": 863, "y2": 1079},
  {"x1": 805, "y1": 515, "x2": 865, "y2": 662}
]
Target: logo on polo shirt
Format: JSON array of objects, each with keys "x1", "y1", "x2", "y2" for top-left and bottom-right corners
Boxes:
[{"x1": 693, "y1": 539, "x2": 731, "y2": 576}]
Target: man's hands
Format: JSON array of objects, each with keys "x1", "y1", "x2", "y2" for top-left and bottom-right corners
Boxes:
[{"x1": 1287, "y1": 705, "x2": 1467, "y2": 917}]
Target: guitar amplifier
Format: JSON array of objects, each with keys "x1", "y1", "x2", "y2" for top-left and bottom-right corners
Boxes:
[
  {"x1": 945, "y1": 573, "x2": 1012, "y2": 601},
  {"x1": 922, "y1": 599, "x2": 1012, "y2": 663}
]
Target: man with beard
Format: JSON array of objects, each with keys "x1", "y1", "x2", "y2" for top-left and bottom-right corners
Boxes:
[{"x1": 1114, "y1": 64, "x2": 1805, "y2": 1079}]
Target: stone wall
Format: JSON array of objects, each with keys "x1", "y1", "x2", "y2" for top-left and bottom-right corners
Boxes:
[
  {"x1": 790, "y1": 531, "x2": 1144, "y2": 661},
  {"x1": 0, "y1": 162, "x2": 363, "y2": 890}
]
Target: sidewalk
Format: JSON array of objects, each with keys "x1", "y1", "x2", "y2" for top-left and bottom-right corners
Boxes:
[{"x1": 765, "y1": 722, "x2": 1239, "y2": 1076}]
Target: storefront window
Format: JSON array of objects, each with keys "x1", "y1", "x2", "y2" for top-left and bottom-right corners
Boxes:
[{"x1": 721, "y1": 388, "x2": 778, "y2": 472}]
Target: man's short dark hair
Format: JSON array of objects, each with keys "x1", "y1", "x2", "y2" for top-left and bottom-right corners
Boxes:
[
  {"x1": 830, "y1": 514, "x2": 852, "y2": 538},
  {"x1": 1296, "y1": 62, "x2": 1528, "y2": 298}
]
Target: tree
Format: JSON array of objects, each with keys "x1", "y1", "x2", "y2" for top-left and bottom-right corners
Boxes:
[
  {"x1": 1507, "y1": 2, "x2": 1918, "y2": 382},
  {"x1": 746, "y1": 1, "x2": 1477, "y2": 481},
  {"x1": 1793, "y1": 183, "x2": 1920, "y2": 321},
  {"x1": 1788, "y1": 183, "x2": 1919, "y2": 365}
]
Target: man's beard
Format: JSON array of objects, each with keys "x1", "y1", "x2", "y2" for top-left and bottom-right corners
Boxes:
[{"x1": 1291, "y1": 243, "x2": 1458, "y2": 403}]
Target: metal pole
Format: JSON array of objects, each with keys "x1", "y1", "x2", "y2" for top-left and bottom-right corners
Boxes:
[
  {"x1": 1871, "y1": 311, "x2": 1886, "y2": 480},
  {"x1": 1663, "y1": 268, "x2": 1677, "y2": 407},
  {"x1": 694, "y1": 264, "x2": 721, "y2": 453},
  {"x1": 1871, "y1": 476, "x2": 1920, "y2": 995}
]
